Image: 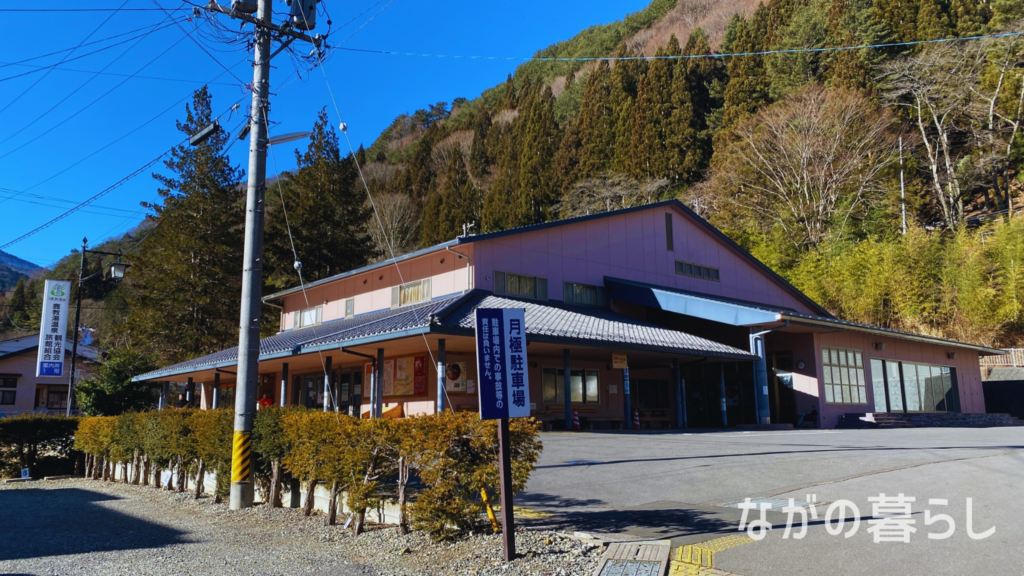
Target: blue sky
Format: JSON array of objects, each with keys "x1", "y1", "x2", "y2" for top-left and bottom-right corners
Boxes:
[{"x1": 0, "y1": 0, "x2": 650, "y2": 267}]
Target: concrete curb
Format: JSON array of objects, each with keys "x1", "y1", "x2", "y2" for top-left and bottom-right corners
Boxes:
[
  {"x1": 2, "y1": 477, "x2": 37, "y2": 484},
  {"x1": 43, "y1": 475, "x2": 79, "y2": 481}
]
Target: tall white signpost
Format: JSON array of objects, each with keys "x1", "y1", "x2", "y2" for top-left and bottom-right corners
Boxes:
[
  {"x1": 474, "y1": 308, "x2": 530, "y2": 561},
  {"x1": 36, "y1": 280, "x2": 71, "y2": 379}
]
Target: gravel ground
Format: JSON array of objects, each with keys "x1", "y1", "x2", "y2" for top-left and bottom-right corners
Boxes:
[{"x1": 0, "y1": 479, "x2": 601, "y2": 576}]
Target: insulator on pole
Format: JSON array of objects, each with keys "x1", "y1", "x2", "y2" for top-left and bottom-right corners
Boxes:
[
  {"x1": 339, "y1": 122, "x2": 347, "y2": 132},
  {"x1": 289, "y1": 0, "x2": 317, "y2": 30}
]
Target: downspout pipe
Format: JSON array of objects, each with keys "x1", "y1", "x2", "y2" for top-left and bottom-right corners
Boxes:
[{"x1": 750, "y1": 321, "x2": 788, "y2": 424}]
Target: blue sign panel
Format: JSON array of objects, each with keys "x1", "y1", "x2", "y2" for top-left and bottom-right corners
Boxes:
[{"x1": 475, "y1": 308, "x2": 530, "y2": 420}]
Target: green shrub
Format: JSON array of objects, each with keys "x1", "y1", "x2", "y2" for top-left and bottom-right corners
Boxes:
[
  {"x1": 0, "y1": 414, "x2": 80, "y2": 478},
  {"x1": 189, "y1": 409, "x2": 233, "y2": 497}
]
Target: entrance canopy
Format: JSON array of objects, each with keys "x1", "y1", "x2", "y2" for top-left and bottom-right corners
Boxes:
[
  {"x1": 133, "y1": 289, "x2": 755, "y2": 383},
  {"x1": 604, "y1": 277, "x2": 1002, "y2": 355}
]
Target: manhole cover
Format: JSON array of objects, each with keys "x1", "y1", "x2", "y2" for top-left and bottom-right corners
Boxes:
[
  {"x1": 598, "y1": 560, "x2": 663, "y2": 576},
  {"x1": 595, "y1": 540, "x2": 670, "y2": 576}
]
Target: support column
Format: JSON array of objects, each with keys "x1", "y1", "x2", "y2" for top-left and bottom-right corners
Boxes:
[
  {"x1": 323, "y1": 356, "x2": 332, "y2": 412},
  {"x1": 750, "y1": 333, "x2": 770, "y2": 424},
  {"x1": 437, "y1": 339, "x2": 446, "y2": 413},
  {"x1": 212, "y1": 373, "x2": 220, "y2": 410},
  {"x1": 158, "y1": 382, "x2": 166, "y2": 410},
  {"x1": 280, "y1": 363, "x2": 288, "y2": 407},
  {"x1": 680, "y1": 376, "x2": 688, "y2": 430},
  {"x1": 673, "y1": 359, "x2": 683, "y2": 430},
  {"x1": 376, "y1": 348, "x2": 384, "y2": 418},
  {"x1": 623, "y1": 367, "x2": 632, "y2": 430},
  {"x1": 719, "y1": 363, "x2": 728, "y2": 428},
  {"x1": 563, "y1": 349, "x2": 572, "y2": 431},
  {"x1": 186, "y1": 377, "x2": 195, "y2": 406}
]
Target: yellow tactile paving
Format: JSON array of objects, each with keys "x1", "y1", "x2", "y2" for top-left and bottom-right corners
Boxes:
[
  {"x1": 669, "y1": 534, "x2": 755, "y2": 576},
  {"x1": 512, "y1": 506, "x2": 552, "y2": 519}
]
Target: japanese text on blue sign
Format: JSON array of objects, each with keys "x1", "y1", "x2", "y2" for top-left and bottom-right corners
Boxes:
[
  {"x1": 36, "y1": 280, "x2": 71, "y2": 378},
  {"x1": 475, "y1": 308, "x2": 530, "y2": 419}
]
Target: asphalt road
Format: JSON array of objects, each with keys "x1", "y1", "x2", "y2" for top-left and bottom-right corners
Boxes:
[{"x1": 521, "y1": 427, "x2": 1024, "y2": 575}]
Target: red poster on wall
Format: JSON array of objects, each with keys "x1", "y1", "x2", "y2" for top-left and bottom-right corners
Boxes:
[{"x1": 414, "y1": 355, "x2": 426, "y2": 394}]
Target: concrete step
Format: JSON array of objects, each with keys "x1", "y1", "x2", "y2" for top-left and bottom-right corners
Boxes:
[{"x1": 837, "y1": 412, "x2": 1024, "y2": 429}]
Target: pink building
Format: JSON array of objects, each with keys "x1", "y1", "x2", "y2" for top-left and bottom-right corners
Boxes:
[
  {"x1": 135, "y1": 200, "x2": 999, "y2": 429},
  {"x1": 0, "y1": 333, "x2": 99, "y2": 416}
]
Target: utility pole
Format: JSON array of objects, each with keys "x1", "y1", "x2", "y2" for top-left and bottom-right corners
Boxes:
[{"x1": 203, "y1": 0, "x2": 324, "y2": 510}]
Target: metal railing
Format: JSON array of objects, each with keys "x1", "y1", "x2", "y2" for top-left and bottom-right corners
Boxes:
[{"x1": 979, "y1": 348, "x2": 1024, "y2": 367}]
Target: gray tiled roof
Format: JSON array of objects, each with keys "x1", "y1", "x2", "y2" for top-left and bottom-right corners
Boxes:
[
  {"x1": 133, "y1": 296, "x2": 458, "y2": 381},
  {"x1": 134, "y1": 290, "x2": 754, "y2": 381},
  {"x1": 436, "y1": 292, "x2": 753, "y2": 358}
]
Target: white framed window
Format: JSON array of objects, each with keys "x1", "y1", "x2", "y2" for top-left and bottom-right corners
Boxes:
[
  {"x1": 344, "y1": 298, "x2": 355, "y2": 318},
  {"x1": 293, "y1": 305, "x2": 322, "y2": 329},
  {"x1": 563, "y1": 282, "x2": 607, "y2": 307},
  {"x1": 822, "y1": 346, "x2": 866, "y2": 404},
  {"x1": 391, "y1": 278, "x2": 432, "y2": 308},
  {"x1": 494, "y1": 271, "x2": 548, "y2": 300},
  {"x1": 675, "y1": 260, "x2": 720, "y2": 282}
]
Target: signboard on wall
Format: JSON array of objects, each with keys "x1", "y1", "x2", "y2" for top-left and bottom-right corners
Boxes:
[
  {"x1": 445, "y1": 362, "x2": 467, "y2": 392},
  {"x1": 36, "y1": 280, "x2": 71, "y2": 378},
  {"x1": 612, "y1": 353, "x2": 628, "y2": 369},
  {"x1": 475, "y1": 308, "x2": 530, "y2": 420},
  {"x1": 365, "y1": 355, "x2": 428, "y2": 396}
]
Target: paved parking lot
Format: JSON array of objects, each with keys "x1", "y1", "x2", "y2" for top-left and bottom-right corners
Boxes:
[{"x1": 522, "y1": 427, "x2": 1024, "y2": 575}]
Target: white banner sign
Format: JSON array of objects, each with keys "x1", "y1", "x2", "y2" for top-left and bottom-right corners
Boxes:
[{"x1": 36, "y1": 280, "x2": 71, "y2": 378}]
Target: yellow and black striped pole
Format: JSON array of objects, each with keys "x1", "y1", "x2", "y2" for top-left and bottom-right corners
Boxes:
[{"x1": 231, "y1": 431, "x2": 252, "y2": 487}]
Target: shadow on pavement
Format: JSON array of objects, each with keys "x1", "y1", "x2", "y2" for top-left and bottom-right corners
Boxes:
[
  {"x1": 0, "y1": 487, "x2": 188, "y2": 561},
  {"x1": 518, "y1": 494, "x2": 738, "y2": 546}
]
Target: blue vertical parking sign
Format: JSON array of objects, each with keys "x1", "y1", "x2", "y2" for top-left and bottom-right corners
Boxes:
[{"x1": 475, "y1": 308, "x2": 530, "y2": 420}]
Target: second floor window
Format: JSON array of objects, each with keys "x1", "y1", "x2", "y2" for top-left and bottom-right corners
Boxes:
[
  {"x1": 294, "y1": 305, "x2": 322, "y2": 329},
  {"x1": 344, "y1": 298, "x2": 355, "y2": 319},
  {"x1": 676, "y1": 260, "x2": 720, "y2": 282},
  {"x1": 391, "y1": 278, "x2": 432, "y2": 308},
  {"x1": 0, "y1": 377, "x2": 16, "y2": 388},
  {"x1": 563, "y1": 282, "x2": 607, "y2": 307},
  {"x1": 494, "y1": 271, "x2": 548, "y2": 300}
]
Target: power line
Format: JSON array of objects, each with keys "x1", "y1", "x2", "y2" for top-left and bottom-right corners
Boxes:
[
  {"x1": 152, "y1": 0, "x2": 249, "y2": 86},
  {"x1": 0, "y1": 10, "x2": 182, "y2": 149},
  {"x1": 0, "y1": 21, "x2": 186, "y2": 70},
  {"x1": 0, "y1": 62, "x2": 240, "y2": 86},
  {"x1": 0, "y1": 151, "x2": 171, "y2": 251},
  {"x1": 0, "y1": 58, "x2": 247, "y2": 209},
  {"x1": 0, "y1": 22, "x2": 183, "y2": 83},
  {"x1": 328, "y1": 29, "x2": 1024, "y2": 62},
  {"x1": 0, "y1": 0, "x2": 130, "y2": 114},
  {"x1": 0, "y1": 7, "x2": 192, "y2": 11},
  {"x1": 0, "y1": 91, "x2": 247, "y2": 252},
  {"x1": 0, "y1": 21, "x2": 197, "y2": 163}
]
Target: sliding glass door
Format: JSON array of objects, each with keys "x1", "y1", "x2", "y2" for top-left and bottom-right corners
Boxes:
[{"x1": 868, "y1": 359, "x2": 959, "y2": 413}]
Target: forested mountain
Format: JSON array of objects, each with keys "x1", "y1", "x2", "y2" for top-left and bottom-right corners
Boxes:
[
  {"x1": 4, "y1": 0, "x2": 1024, "y2": 365},
  {"x1": 0, "y1": 249, "x2": 42, "y2": 292},
  {"x1": 359, "y1": 0, "x2": 1024, "y2": 347}
]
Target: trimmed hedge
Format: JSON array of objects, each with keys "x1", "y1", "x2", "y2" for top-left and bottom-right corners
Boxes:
[
  {"x1": 74, "y1": 408, "x2": 542, "y2": 540},
  {"x1": 0, "y1": 414, "x2": 80, "y2": 478}
]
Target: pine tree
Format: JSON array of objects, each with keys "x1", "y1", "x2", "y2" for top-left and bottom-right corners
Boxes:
[
  {"x1": 916, "y1": 0, "x2": 952, "y2": 41},
  {"x1": 515, "y1": 86, "x2": 559, "y2": 225},
  {"x1": 950, "y1": 0, "x2": 990, "y2": 35},
  {"x1": 574, "y1": 60, "x2": 614, "y2": 179},
  {"x1": 123, "y1": 87, "x2": 245, "y2": 364},
  {"x1": 482, "y1": 118, "x2": 519, "y2": 232},
  {"x1": 608, "y1": 46, "x2": 645, "y2": 174},
  {"x1": 720, "y1": 15, "x2": 771, "y2": 131},
  {"x1": 264, "y1": 109, "x2": 376, "y2": 293},
  {"x1": 468, "y1": 107, "x2": 491, "y2": 179},
  {"x1": 630, "y1": 39, "x2": 676, "y2": 180},
  {"x1": 871, "y1": 0, "x2": 920, "y2": 42},
  {"x1": 680, "y1": 29, "x2": 721, "y2": 181}
]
